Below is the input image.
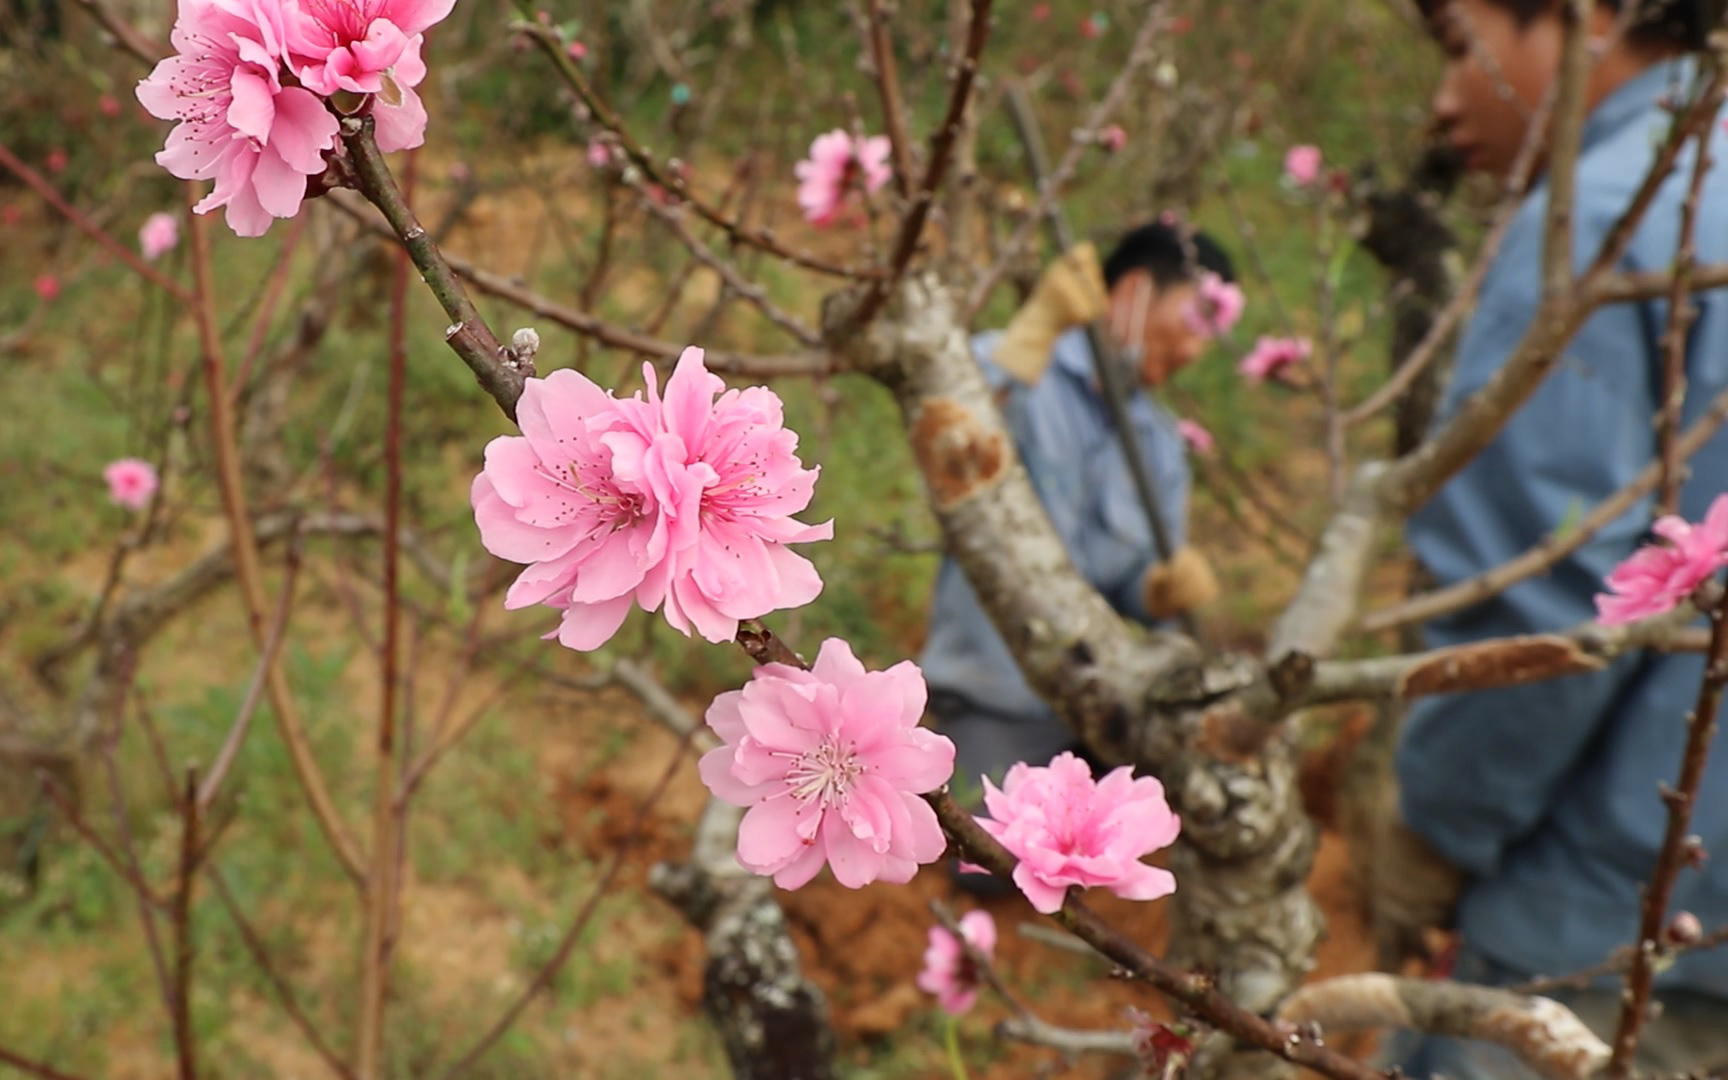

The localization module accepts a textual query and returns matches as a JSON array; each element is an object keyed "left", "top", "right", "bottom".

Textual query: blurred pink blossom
[
  {"left": 1595, "top": 496, "right": 1728, "bottom": 625},
  {"left": 586, "top": 141, "right": 611, "bottom": 168},
  {"left": 104, "top": 458, "right": 159, "bottom": 510},
  {"left": 975, "top": 751, "right": 1180, "bottom": 914},
  {"left": 99, "top": 94, "right": 122, "bottom": 118},
  {"left": 1238, "top": 336, "right": 1311, "bottom": 385},
  {"left": 45, "top": 148, "right": 68, "bottom": 173},
  {"left": 286, "top": 0, "right": 454, "bottom": 152},
  {"left": 566, "top": 40, "right": 586, "bottom": 60},
  {"left": 1, "top": 205, "right": 22, "bottom": 227},
  {"left": 1098, "top": 124, "right": 1127, "bottom": 153},
  {"left": 33, "top": 274, "right": 59, "bottom": 301},
  {"left": 136, "top": 0, "right": 339, "bottom": 237},
  {"left": 917, "top": 910, "right": 996, "bottom": 1015},
  {"left": 139, "top": 212, "right": 180, "bottom": 261},
  {"left": 1182, "top": 271, "right": 1243, "bottom": 339},
  {"left": 794, "top": 130, "right": 892, "bottom": 226},
  {"left": 697, "top": 638, "right": 954, "bottom": 890},
  {"left": 1031, "top": 2, "right": 1050, "bottom": 19},
  {"left": 1177, "top": 418, "right": 1214, "bottom": 457},
  {"left": 471, "top": 346, "right": 833, "bottom": 650},
  {"left": 1283, "top": 144, "right": 1323, "bottom": 186}
]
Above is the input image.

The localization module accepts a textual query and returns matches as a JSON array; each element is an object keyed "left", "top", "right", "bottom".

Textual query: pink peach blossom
[
  {"left": 794, "top": 130, "right": 892, "bottom": 226},
  {"left": 45, "top": 149, "right": 68, "bottom": 173},
  {"left": 33, "top": 274, "right": 59, "bottom": 301},
  {"left": 697, "top": 638, "right": 955, "bottom": 890},
  {"left": 136, "top": 0, "right": 340, "bottom": 237},
  {"left": 1098, "top": 124, "right": 1127, "bottom": 153},
  {"left": 586, "top": 141, "right": 612, "bottom": 168},
  {"left": 1177, "top": 418, "right": 1214, "bottom": 457},
  {"left": 139, "top": 212, "right": 181, "bottom": 261},
  {"left": 975, "top": 751, "right": 1180, "bottom": 915},
  {"left": 916, "top": 910, "right": 996, "bottom": 1015},
  {"left": 285, "top": 0, "right": 453, "bottom": 152},
  {"left": 1595, "top": 495, "right": 1728, "bottom": 625},
  {"left": 471, "top": 346, "right": 833, "bottom": 650},
  {"left": 1182, "top": 271, "right": 1243, "bottom": 339},
  {"left": 104, "top": 458, "right": 160, "bottom": 511},
  {"left": 1238, "top": 336, "right": 1311, "bottom": 385},
  {"left": 1284, "top": 144, "right": 1323, "bottom": 186}
]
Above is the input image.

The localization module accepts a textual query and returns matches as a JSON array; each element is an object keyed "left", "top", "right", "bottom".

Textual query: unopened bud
[
  {"left": 1683, "top": 835, "right": 1709, "bottom": 870},
  {"left": 510, "top": 327, "right": 541, "bottom": 362},
  {"left": 1666, "top": 911, "right": 1704, "bottom": 947}
]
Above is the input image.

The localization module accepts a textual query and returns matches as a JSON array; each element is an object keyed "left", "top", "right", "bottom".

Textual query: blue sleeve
[{"left": 1398, "top": 231, "right": 1661, "bottom": 878}]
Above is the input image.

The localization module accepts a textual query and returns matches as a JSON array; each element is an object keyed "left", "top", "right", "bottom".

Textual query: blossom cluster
[
  {"left": 1596, "top": 495, "right": 1728, "bottom": 625},
  {"left": 136, "top": 0, "right": 454, "bottom": 235},
  {"left": 794, "top": 129, "right": 892, "bottom": 226},
  {"left": 471, "top": 347, "right": 833, "bottom": 649}
]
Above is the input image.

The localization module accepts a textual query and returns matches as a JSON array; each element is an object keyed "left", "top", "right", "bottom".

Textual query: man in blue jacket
[
  {"left": 1390, "top": 0, "right": 1728, "bottom": 1074},
  {"left": 921, "top": 222, "right": 1233, "bottom": 799}
]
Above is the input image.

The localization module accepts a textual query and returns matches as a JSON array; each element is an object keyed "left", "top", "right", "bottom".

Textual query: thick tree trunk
[
  {"left": 826, "top": 274, "right": 1315, "bottom": 1079},
  {"left": 651, "top": 801, "right": 838, "bottom": 1080}
]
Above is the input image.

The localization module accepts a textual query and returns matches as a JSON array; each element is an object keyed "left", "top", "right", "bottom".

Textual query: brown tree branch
[
  {"left": 1606, "top": 586, "right": 1728, "bottom": 1074},
  {"left": 925, "top": 792, "right": 1381, "bottom": 1080},
  {"left": 341, "top": 118, "right": 526, "bottom": 421},
  {"left": 186, "top": 199, "right": 368, "bottom": 887},
  {"left": 1361, "top": 380, "right": 1728, "bottom": 633},
  {"left": 1277, "top": 973, "right": 1607, "bottom": 1080},
  {"left": 514, "top": 20, "right": 874, "bottom": 280}
]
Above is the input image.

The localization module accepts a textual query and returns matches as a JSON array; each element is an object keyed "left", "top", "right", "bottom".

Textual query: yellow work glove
[
  {"left": 1139, "top": 546, "right": 1219, "bottom": 619},
  {"left": 993, "top": 243, "right": 1109, "bottom": 385}
]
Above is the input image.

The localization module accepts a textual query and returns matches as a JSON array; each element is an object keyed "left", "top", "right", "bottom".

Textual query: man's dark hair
[
  {"left": 1101, "top": 222, "right": 1236, "bottom": 291},
  {"left": 1415, "top": 0, "right": 1705, "bottom": 53}
]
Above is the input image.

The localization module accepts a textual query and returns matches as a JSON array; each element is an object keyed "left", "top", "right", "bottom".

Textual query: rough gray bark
[
  {"left": 651, "top": 803, "right": 838, "bottom": 1080},
  {"left": 824, "top": 273, "right": 1314, "bottom": 1079}
]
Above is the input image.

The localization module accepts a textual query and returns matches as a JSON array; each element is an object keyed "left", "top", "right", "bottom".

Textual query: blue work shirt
[
  {"left": 919, "top": 328, "right": 1189, "bottom": 719},
  {"left": 1400, "top": 59, "right": 1728, "bottom": 995}
]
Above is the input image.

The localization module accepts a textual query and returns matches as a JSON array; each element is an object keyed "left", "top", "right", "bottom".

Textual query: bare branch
[{"left": 1277, "top": 973, "right": 1607, "bottom": 1080}]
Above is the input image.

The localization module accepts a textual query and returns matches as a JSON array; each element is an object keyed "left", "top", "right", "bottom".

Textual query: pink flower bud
[
  {"left": 33, "top": 274, "right": 60, "bottom": 302},
  {"left": 1665, "top": 911, "right": 1704, "bottom": 947}
]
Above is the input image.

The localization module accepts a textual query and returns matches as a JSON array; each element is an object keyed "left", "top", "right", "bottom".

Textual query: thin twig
[
  {"left": 1361, "top": 381, "right": 1728, "bottom": 632},
  {"left": 434, "top": 723, "right": 697, "bottom": 1078},
  {"left": 630, "top": 176, "right": 823, "bottom": 347},
  {"left": 356, "top": 146, "right": 415, "bottom": 1080},
  {"left": 172, "top": 769, "right": 199, "bottom": 1080},
  {"left": 860, "top": 0, "right": 916, "bottom": 198},
  {"left": 198, "top": 546, "right": 300, "bottom": 812},
  {"left": 515, "top": 19, "right": 875, "bottom": 280},
  {"left": 923, "top": 791, "right": 1382, "bottom": 1080},
  {"left": 186, "top": 193, "right": 367, "bottom": 886},
  {"left": 854, "top": 0, "right": 994, "bottom": 326},
  {"left": 206, "top": 866, "right": 356, "bottom": 1080},
  {"left": 963, "top": 3, "right": 1169, "bottom": 321},
  {"left": 325, "top": 191, "right": 829, "bottom": 379},
  {"left": 0, "top": 140, "right": 192, "bottom": 303},
  {"left": 1656, "top": 82, "right": 1719, "bottom": 515},
  {"left": 0, "top": 1046, "right": 88, "bottom": 1080},
  {"left": 341, "top": 117, "right": 522, "bottom": 421},
  {"left": 1606, "top": 587, "right": 1728, "bottom": 1074}
]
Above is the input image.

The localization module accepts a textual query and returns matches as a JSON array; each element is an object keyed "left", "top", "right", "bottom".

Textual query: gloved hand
[
  {"left": 1139, "top": 546, "right": 1219, "bottom": 619},
  {"left": 993, "top": 243, "right": 1109, "bottom": 385}
]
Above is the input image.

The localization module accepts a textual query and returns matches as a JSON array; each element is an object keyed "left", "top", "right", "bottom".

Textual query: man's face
[
  {"left": 1110, "top": 273, "right": 1205, "bottom": 388},
  {"left": 1429, "top": 0, "right": 1561, "bottom": 180}
]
